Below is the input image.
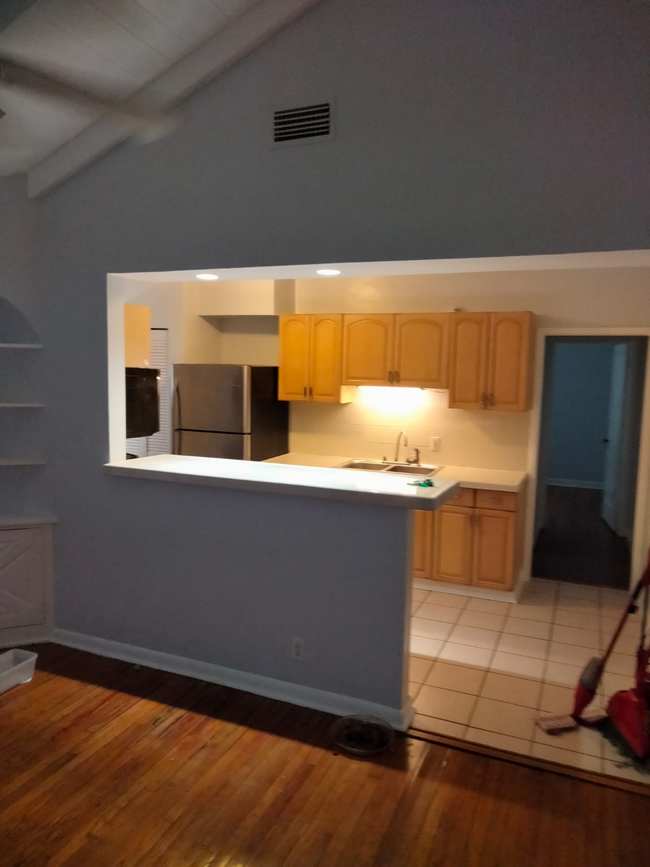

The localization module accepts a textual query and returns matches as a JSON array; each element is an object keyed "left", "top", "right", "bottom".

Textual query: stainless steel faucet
[{"left": 394, "top": 430, "right": 408, "bottom": 462}]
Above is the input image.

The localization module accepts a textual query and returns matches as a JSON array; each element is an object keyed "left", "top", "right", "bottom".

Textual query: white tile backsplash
[{"left": 289, "top": 390, "right": 530, "bottom": 470}]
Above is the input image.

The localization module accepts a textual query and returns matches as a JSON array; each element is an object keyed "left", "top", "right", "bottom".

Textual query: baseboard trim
[
  {"left": 53, "top": 629, "right": 413, "bottom": 731},
  {"left": 0, "top": 625, "right": 53, "bottom": 649},
  {"left": 547, "top": 478, "right": 604, "bottom": 490}
]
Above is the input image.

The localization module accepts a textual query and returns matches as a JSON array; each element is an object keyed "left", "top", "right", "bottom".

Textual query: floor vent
[{"left": 273, "top": 102, "right": 332, "bottom": 144}]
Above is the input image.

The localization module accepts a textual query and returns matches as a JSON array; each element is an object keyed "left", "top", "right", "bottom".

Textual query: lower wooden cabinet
[{"left": 413, "top": 486, "right": 523, "bottom": 592}]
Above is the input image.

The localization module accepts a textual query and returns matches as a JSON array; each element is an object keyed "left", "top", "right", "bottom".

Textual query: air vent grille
[{"left": 274, "top": 102, "right": 331, "bottom": 144}]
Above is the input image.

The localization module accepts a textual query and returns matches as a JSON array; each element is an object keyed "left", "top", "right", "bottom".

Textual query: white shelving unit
[
  {"left": 0, "top": 344, "right": 43, "bottom": 350},
  {"left": 0, "top": 403, "right": 45, "bottom": 408},
  {"left": 0, "top": 340, "right": 45, "bottom": 468}
]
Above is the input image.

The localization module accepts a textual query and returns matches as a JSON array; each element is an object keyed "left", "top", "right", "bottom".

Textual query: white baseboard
[
  {"left": 53, "top": 629, "right": 413, "bottom": 732},
  {"left": 547, "top": 478, "right": 604, "bottom": 490},
  {"left": 0, "top": 624, "right": 53, "bottom": 649},
  {"left": 413, "top": 579, "right": 519, "bottom": 604}
]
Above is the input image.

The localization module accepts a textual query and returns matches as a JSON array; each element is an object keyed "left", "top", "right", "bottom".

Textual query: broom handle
[{"left": 600, "top": 551, "right": 650, "bottom": 666}]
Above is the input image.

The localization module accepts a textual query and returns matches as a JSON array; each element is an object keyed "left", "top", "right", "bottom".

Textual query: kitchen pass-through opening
[{"left": 533, "top": 336, "right": 647, "bottom": 589}]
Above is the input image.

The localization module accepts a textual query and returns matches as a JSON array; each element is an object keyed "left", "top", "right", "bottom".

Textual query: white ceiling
[
  {"left": 121, "top": 250, "right": 650, "bottom": 284},
  {"left": 0, "top": 0, "right": 268, "bottom": 175}
]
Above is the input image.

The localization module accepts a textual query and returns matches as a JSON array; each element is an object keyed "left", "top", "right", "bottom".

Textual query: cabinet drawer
[
  {"left": 475, "top": 489, "right": 518, "bottom": 512},
  {"left": 445, "top": 487, "right": 475, "bottom": 508}
]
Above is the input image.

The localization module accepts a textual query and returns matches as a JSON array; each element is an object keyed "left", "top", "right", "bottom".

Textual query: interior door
[
  {"left": 310, "top": 314, "right": 342, "bottom": 402},
  {"left": 394, "top": 313, "right": 449, "bottom": 388},
  {"left": 448, "top": 313, "right": 489, "bottom": 409},
  {"left": 341, "top": 314, "right": 394, "bottom": 386},
  {"left": 602, "top": 343, "right": 627, "bottom": 531},
  {"left": 487, "top": 312, "right": 532, "bottom": 411},
  {"left": 278, "top": 315, "right": 310, "bottom": 401}
]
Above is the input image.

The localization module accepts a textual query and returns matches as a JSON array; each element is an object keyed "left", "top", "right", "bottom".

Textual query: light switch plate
[{"left": 430, "top": 436, "right": 441, "bottom": 452}]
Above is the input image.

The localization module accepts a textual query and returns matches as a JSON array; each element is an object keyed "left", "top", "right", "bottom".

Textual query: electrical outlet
[
  {"left": 291, "top": 637, "right": 305, "bottom": 661},
  {"left": 430, "top": 436, "right": 441, "bottom": 452}
]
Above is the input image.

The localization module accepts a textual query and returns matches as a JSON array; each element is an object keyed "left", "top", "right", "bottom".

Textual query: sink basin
[
  {"left": 385, "top": 464, "right": 436, "bottom": 475},
  {"left": 339, "top": 460, "right": 390, "bottom": 471}
]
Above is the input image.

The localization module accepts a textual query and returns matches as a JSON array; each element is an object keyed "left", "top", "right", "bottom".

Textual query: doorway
[{"left": 533, "top": 337, "right": 647, "bottom": 589}]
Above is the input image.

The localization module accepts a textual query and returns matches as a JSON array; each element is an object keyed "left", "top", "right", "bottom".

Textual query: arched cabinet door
[
  {"left": 487, "top": 312, "right": 532, "bottom": 411},
  {"left": 449, "top": 313, "right": 489, "bottom": 409},
  {"left": 278, "top": 315, "right": 310, "bottom": 400},
  {"left": 394, "top": 313, "right": 449, "bottom": 388},
  {"left": 310, "top": 314, "right": 343, "bottom": 402},
  {"left": 342, "top": 314, "right": 394, "bottom": 386}
]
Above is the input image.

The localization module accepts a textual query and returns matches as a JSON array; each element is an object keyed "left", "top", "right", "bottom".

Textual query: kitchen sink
[
  {"left": 339, "top": 460, "right": 390, "bottom": 471},
  {"left": 385, "top": 464, "right": 435, "bottom": 475},
  {"left": 339, "top": 459, "right": 441, "bottom": 476}
]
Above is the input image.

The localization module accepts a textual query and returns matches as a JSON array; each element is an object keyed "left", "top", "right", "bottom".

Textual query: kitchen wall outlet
[
  {"left": 430, "top": 436, "right": 442, "bottom": 452},
  {"left": 291, "top": 637, "right": 305, "bottom": 661}
]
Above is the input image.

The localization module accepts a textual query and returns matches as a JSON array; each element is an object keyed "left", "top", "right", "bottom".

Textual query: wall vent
[{"left": 273, "top": 102, "right": 332, "bottom": 145}]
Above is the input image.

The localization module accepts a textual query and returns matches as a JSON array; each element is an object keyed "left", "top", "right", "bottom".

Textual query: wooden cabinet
[
  {"left": 342, "top": 314, "right": 395, "bottom": 386},
  {"left": 449, "top": 311, "right": 531, "bottom": 411},
  {"left": 394, "top": 314, "right": 449, "bottom": 387},
  {"left": 412, "top": 510, "right": 432, "bottom": 579},
  {"left": 473, "top": 509, "right": 516, "bottom": 591},
  {"left": 414, "top": 484, "right": 524, "bottom": 592},
  {"left": 124, "top": 304, "right": 151, "bottom": 368},
  {"left": 278, "top": 314, "right": 350, "bottom": 402},
  {"left": 342, "top": 313, "right": 450, "bottom": 388},
  {"left": 278, "top": 315, "right": 310, "bottom": 400},
  {"left": 432, "top": 506, "right": 475, "bottom": 585}
]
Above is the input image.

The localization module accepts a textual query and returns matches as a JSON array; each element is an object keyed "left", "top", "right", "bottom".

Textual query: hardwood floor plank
[{"left": 0, "top": 646, "right": 647, "bottom": 867}]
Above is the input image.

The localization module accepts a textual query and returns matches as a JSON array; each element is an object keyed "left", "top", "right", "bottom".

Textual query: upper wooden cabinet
[
  {"left": 449, "top": 311, "right": 532, "bottom": 411},
  {"left": 278, "top": 314, "right": 350, "bottom": 402},
  {"left": 394, "top": 314, "right": 449, "bottom": 388},
  {"left": 342, "top": 313, "right": 450, "bottom": 388},
  {"left": 342, "top": 314, "right": 395, "bottom": 386},
  {"left": 124, "top": 304, "right": 151, "bottom": 368}
]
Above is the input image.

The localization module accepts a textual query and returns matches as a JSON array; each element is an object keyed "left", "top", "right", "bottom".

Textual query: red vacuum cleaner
[{"left": 537, "top": 549, "right": 650, "bottom": 760}]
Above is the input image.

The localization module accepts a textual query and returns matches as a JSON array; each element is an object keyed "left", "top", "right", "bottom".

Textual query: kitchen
[{"left": 104, "top": 258, "right": 650, "bottom": 782}]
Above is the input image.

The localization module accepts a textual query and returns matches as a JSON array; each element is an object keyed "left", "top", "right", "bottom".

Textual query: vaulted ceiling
[{"left": 0, "top": 0, "right": 319, "bottom": 190}]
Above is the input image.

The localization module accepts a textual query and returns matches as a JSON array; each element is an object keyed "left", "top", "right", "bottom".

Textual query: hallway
[{"left": 533, "top": 486, "right": 630, "bottom": 589}]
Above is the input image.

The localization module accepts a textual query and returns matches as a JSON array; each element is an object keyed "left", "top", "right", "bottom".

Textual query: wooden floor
[
  {"left": 0, "top": 645, "right": 647, "bottom": 867},
  {"left": 533, "top": 486, "right": 631, "bottom": 588}
]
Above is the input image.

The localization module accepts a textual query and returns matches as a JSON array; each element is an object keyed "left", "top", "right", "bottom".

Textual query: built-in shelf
[
  {"left": 0, "top": 459, "right": 45, "bottom": 467},
  {"left": 0, "top": 343, "right": 43, "bottom": 350},
  {"left": 0, "top": 403, "right": 45, "bottom": 408},
  {"left": 0, "top": 515, "right": 56, "bottom": 529}
]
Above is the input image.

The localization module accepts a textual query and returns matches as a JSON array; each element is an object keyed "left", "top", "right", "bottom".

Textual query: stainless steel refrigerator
[{"left": 172, "top": 365, "right": 288, "bottom": 461}]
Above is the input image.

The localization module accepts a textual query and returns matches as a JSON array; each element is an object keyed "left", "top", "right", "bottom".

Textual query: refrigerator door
[
  {"left": 173, "top": 365, "right": 250, "bottom": 434},
  {"left": 173, "top": 430, "right": 251, "bottom": 459}
]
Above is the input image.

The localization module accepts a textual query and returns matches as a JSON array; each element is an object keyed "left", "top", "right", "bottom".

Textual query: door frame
[{"left": 523, "top": 327, "right": 650, "bottom": 590}]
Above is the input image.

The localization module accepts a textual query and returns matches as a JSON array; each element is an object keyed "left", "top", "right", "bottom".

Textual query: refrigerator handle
[{"left": 172, "top": 382, "right": 181, "bottom": 430}]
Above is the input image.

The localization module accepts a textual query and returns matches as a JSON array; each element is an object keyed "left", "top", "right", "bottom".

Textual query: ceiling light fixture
[
  {"left": 316, "top": 268, "right": 341, "bottom": 276},
  {"left": 195, "top": 273, "right": 219, "bottom": 281}
]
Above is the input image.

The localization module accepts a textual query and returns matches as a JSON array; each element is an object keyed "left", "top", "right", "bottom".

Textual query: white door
[
  {"left": 601, "top": 343, "right": 627, "bottom": 531},
  {"left": 0, "top": 529, "right": 45, "bottom": 628}
]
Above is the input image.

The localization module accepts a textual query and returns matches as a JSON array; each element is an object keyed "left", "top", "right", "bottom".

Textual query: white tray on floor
[{"left": 0, "top": 649, "right": 37, "bottom": 694}]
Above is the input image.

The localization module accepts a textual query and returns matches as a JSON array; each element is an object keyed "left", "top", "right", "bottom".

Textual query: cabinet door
[
  {"left": 278, "top": 315, "right": 310, "bottom": 401},
  {"left": 472, "top": 508, "right": 516, "bottom": 590},
  {"left": 486, "top": 312, "right": 532, "bottom": 411},
  {"left": 0, "top": 529, "right": 45, "bottom": 628},
  {"left": 448, "top": 313, "right": 489, "bottom": 409},
  {"left": 310, "top": 314, "right": 343, "bottom": 402},
  {"left": 394, "top": 314, "right": 449, "bottom": 388},
  {"left": 342, "top": 314, "right": 394, "bottom": 386},
  {"left": 412, "top": 510, "right": 432, "bottom": 579},
  {"left": 124, "top": 304, "right": 151, "bottom": 367},
  {"left": 432, "top": 506, "right": 474, "bottom": 585}
]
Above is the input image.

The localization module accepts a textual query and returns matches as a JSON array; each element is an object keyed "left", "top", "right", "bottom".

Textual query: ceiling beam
[{"left": 27, "top": 0, "right": 321, "bottom": 198}]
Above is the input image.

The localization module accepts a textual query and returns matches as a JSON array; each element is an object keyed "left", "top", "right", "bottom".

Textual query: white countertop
[
  {"left": 105, "top": 454, "right": 460, "bottom": 511},
  {"left": 266, "top": 454, "right": 527, "bottom": 492}
]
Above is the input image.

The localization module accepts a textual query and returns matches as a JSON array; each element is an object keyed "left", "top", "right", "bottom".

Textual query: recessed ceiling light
[
  {"left": 316, "top": 268, "right": 341, "bottom": 276},
  {"left": 196, "top": 273, "right": 219, "bottom": 281}
]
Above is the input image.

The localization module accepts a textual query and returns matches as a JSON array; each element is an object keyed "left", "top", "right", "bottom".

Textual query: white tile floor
[{"left": 409, "top": 579, "right": 649, "bottom": 786}]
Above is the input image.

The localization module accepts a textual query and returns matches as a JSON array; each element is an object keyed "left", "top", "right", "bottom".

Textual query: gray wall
[
  {"left": 5, "top": 0, "right": 650, "bottom": 705},
  {"left": 546, "top": 342, "right": 614, "bottom": 486}
]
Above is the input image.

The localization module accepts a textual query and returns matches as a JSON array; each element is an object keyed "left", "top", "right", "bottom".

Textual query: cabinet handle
[
  {"left": 388, "top": 370, "right": 394, "bottom": 383},
  {"left": 309, "top": 386, "right": 313, "bottom": 398},
  {"left": 394, "top": 370, "right": 401, "bottom": 383},
  {"left": 303, "top": 386, "right": 307, "bottom": 397}
]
